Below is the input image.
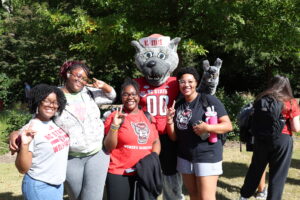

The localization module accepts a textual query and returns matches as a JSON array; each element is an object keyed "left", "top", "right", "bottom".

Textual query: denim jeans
[{"left": 22, "top": 174, "right": 63, "bottom": 200}]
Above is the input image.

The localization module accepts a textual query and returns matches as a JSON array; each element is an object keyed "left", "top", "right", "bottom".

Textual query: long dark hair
[{"left": 255, "top": 75, "right": 294, "bottom": 103}]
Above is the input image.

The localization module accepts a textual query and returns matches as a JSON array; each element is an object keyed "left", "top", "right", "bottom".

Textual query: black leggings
[
  {"left": 106, "top": 173, "right": 136, "bottom": 200},
  {"left": 241, "top": 133, "right": 293, "bottom": 200}
]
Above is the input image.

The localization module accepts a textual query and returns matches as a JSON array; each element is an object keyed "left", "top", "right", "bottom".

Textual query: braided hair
[{"left": 59, "top": 60, "right": 90, "bottom": 82}]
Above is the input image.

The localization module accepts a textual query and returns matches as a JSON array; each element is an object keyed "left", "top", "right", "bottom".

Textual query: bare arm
[
  {"left": 9, "top": 131, "right": 20, "bottom": 155},
  {"left": 193, "top": 115, "right": 233, "bottom": 136},
  {"left": 15, "top": 143, "right": 32, "bottom": 174},
  {"left": 152, "top": 138, "right": 161, "bottom": 155},
  {"left": 104, "top": 124, "right": 120, "bottom": 153},
  {"left": 15, "top": 129, "right": 35, "bottom": 174},
  {"left": 86, "top": 79, "right": 116, "bottom": 104},
  {"left": 166, "top": 100, "right": 177, "bottom": 141},
  {"left": 290, "top": 115, "right": 300, "bottom": 133},
  {"left": 104, "top": 107, "right": 126, "bottom": 153}
]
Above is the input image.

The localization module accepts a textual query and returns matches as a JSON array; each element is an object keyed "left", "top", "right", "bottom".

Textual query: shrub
[
  {"left": 0, "top": 73, "right": 16, "bottom": 108},
  {"left": 215, "top": 88, "right": 255, "bottom": 141},
  {"left": 0, "top": 109, "right": 31, "bottom": 154}
]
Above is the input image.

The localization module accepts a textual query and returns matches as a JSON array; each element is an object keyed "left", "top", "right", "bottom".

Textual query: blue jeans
[{"left": 22, "top": 174, "right": 63, "bottom": 200}]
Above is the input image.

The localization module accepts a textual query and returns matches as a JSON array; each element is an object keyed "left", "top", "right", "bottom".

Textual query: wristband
[{"left": 110, "top": 124, "right": 120, "bottom": 131}]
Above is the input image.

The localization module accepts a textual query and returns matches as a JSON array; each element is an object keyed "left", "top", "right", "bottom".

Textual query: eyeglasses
[
  {"left": 122, "top": 93, "right": 138, "bottom": 98},
  {"left": 41, "top": 100, "right": 59, "bottom": 107},
  {"left": 69, "top": 73, "right": 89, "bottom": 83},
  {"left": 178, "top": 80, "right": 196, "bottom": 85}
]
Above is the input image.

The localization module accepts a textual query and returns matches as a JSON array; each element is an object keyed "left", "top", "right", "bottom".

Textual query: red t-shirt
[
  {"left": 135, "top": 77, "right": 179, "bottom": 135},
  {"left": 282, "top": 99, "right": 300, "bottom": 135},
  {"left": 104, "top": 109, "right": 159, "bottom": 175}
]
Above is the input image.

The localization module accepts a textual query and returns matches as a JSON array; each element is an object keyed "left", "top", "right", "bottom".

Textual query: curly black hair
[
  {"left": 120, "top": 77, "right": 140, "bottom": 96},
  {"left": 176, "top": 67, "right": 200, "bottom": 86},
  {"left": 28, "top": 84, "right": 66, "bottom": 116}
]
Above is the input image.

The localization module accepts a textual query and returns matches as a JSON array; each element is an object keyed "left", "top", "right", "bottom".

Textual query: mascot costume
[{"left": 131, "top": 34, "right": 222, "bottom": 200}]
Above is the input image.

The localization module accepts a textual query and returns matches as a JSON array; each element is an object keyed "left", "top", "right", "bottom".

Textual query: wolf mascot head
[{"left": 131, "top": 34, "right": 181, "bottom": 86}]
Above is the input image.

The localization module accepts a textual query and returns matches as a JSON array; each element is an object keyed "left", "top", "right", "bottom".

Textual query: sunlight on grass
[
  {"left": 0, "top": 163, "right": 23, "bottom": 200},
  {"left": 219, "top": 139, "right": 300, "bottom": 200},
  {"left": 0, "top": 140, "right": 299, "bottom": 200}
]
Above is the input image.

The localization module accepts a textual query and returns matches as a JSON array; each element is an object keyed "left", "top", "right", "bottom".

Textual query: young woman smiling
[
  {"left": 104, "top": 78, "right": 161, "bottom": 200},
  {"left": 10, "top": 61, "right": 116, "bottom": 200},
  {"left": 15, "top": 84, "right": 68, "bottom": 200},
  {"left": 55, "top": 61, "right": 116, "bottom": 200},
  {"left": 166, "top": 67, "right": 232, "bottom": 200}
]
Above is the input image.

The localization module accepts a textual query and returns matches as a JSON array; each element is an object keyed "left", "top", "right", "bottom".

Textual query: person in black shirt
[{"left": 166, "top": 67, "right": 232, "bottom": 200}]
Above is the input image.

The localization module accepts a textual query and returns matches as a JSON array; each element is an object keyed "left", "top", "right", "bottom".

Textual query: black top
[
  {"left": 136, "top": 152, "right": 162, "bottom": 200},
  {"left": 174, "top": 93, "right": 228, "bottom": 163}
]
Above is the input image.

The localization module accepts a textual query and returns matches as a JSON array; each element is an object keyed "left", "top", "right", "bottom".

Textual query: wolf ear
[
  {"left": 131, "top": 40, "right": 144, "bottom": 53},
  {"left": 214, "top": 58, "right": 223, "bottom": 69},
  {"left": 203, "top": 60, "right": 210, "bottom": 71},
  {"left": 168, "top": 37, "right": 181, "bottom": 51}
]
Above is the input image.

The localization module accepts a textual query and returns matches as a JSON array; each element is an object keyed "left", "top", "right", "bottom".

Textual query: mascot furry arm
[{"left": 198, "top": 58, "right": 223, "bottom": 95}]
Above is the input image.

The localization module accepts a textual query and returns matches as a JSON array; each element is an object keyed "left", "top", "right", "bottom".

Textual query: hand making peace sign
[
  {"left": 167, "top": 100, "right": 176, "bottom": 124},
  {"left": 112, "top": 106, "right": 127, "bottom": 127}
]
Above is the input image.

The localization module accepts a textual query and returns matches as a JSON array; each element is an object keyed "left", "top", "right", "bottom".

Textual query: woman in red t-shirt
[
  {"left": 104, "top": 78, "right": 161, "bottom": 200},
  {"left": 240, "top": 75, "right": 300, "bottom": 200}
]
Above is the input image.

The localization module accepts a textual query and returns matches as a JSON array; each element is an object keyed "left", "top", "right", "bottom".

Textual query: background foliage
[
  {"left": 0, "top": 0, "right": 299, "bottom": 145},
  {"left": 1, "top": 0, "right": 299, "bottom": 105}
]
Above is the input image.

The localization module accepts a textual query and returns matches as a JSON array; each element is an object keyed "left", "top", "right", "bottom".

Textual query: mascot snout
[{"left": 131, "top": 34, "right": 181, "bottom": 86}]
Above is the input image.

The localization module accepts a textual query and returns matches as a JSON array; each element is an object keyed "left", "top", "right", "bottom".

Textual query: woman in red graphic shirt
[{"left": 104, "top": 78, "right": 161, "bottom": 200}]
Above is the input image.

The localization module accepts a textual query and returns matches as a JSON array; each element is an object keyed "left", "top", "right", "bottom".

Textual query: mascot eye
[
  {"left": 157, "top": 52, "right": 166, "bottom": 60},
  {"left": 144, "top": 51, "right": 153, "bottom": 58}
]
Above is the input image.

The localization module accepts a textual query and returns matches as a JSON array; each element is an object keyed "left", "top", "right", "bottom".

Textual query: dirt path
[
  {"left": 0, "top": 141, "right": 241, "bottom": 163},
  {"left": 0, "top": 138, "right": 296, "bottom": 163},
  {"left": 0, "top": 152, "right": 16, "bottom": 163}
]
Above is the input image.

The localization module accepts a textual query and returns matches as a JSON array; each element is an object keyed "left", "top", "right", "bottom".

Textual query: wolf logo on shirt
[
  {"left": 132, "top": 122, "right": 150, "bottom": 144},
  {"left": 176, "top": 107, "right": 192, "bottom": 130}
]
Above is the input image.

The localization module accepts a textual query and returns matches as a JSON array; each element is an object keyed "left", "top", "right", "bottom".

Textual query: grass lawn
[{"left": 0, "top": 139, "right": 299, "bottom": 200}]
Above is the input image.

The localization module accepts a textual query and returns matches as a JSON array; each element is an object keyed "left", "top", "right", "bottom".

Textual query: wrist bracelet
[{"left": 110, "top": 124, "right": 120, "bottom": 131}]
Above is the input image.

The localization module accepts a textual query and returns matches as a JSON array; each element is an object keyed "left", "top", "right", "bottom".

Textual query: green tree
[{"left": 0, "top": 0, "right": 299, "bottom": 106}]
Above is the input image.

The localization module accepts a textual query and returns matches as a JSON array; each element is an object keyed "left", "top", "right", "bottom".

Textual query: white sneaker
[{"left": 255, "top": 187, "right": 268, "bottom": 199}]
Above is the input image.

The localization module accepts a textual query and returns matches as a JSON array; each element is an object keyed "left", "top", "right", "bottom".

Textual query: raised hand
[
  {"left": 167, "top": 100, "right": 176, "bottom": 124},
  {"left": 20, "top": 129, "right": 36, "bottom": 145},
  {"left": 112, "top": 106, "right": 127, "bottom": 127},
  {"left": 20, "top": 121, "right": 37, "bottom": 145},
  {"left": 86, "top": 78, "right": 106, "bottom": 89}
]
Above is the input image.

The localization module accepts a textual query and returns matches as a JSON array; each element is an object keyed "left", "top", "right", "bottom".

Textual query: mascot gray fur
[
  {"left": 198, "top": 58, "right": 223, "bottom": 95},
  {"left": 130, "top": 34, "right": 222, "bottom": 200},
  {"left": 131, "top": 34, "right": 181, "bottom": 86},
  {"left": 131, "top": 34, "right": 221, "bottom": 94}
]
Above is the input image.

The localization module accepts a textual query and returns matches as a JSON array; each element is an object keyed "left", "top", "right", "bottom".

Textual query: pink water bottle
[{"left": 205, "top": 106, "right": 218, "bottom": 143}]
